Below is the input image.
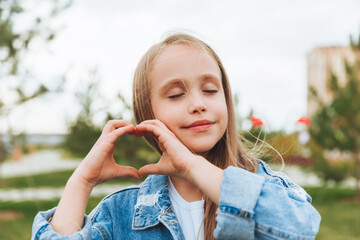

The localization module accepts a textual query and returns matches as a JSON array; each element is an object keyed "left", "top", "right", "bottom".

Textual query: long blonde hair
[{"left": 132, "top": 33, "right": 257, "bottom": 239}]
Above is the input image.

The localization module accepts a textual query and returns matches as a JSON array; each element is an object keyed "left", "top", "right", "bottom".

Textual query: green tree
[
  {"left": 63, "top": 70, "right": 103, "bottom": 157},
  {"left": 63, "top": 71, "right": 158, "bottom": 167},
  {"left": 0, "top": 0, "right": 70, "bottom": 182},
  {"left": 309, "top": 33, "right": 360, "bottom": 199},
  {"left": 0, "top": 0, "right": 70, "bottom": 113}
]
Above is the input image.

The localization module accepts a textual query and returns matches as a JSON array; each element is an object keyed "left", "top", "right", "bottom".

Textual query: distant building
[{"left": 307, "top": 46, "right": 356, "bottom": 116}]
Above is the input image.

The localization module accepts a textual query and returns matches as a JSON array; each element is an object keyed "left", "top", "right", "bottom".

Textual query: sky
[{"left": 2, "top": 0, "right": 360, "bottom": 134}]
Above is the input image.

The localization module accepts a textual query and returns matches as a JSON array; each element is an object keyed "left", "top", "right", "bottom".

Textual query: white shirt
[{"left": 168, "top": 177, "right": 204, "bottom": 240}]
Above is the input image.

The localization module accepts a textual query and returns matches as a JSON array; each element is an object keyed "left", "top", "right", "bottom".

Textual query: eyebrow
[{"left": 158, "top": 73, "right": 221, "bottom": 95}]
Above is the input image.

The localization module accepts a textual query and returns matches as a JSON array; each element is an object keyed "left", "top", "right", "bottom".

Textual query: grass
[
  {"left": 0, "top": 187, "right": 359, "bottom": 239},
  {"left": 0, "top": 196, "right": 104, "bottom": 240},
  {"left": 0, "top": 170, "right": 140, "bottom": 189},
  {"left": 304, "top": 187, "right": 360, "bottom": 240}
]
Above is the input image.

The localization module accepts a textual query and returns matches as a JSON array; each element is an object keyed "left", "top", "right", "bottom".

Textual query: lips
[{"left": 184, "top": 120, "right": 214, "bottom": 131}]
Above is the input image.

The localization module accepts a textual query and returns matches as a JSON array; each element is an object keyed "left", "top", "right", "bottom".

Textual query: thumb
[
  {"left": 112, "top": 165, "right": 140, "bottom": 180},
  {"left": 139, "top": 164, "right": 161, "bottom": 177}
]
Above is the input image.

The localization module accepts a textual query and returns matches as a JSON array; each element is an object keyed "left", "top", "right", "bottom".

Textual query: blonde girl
[{"left": 32, "top": 33, "right": 321, "bottom": 240}]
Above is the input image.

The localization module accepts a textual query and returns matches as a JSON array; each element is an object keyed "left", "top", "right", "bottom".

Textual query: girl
[{"left": 32, "top": 33, "right": 321, "bottom": 240}]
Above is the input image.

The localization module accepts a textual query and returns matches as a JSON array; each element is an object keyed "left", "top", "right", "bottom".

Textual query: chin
[{"left": 186, "top": 142, "right": 217, "bottom": 154}]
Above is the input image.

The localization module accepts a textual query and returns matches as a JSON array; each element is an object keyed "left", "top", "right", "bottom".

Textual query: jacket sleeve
[
  {"left": 31, "top": 207, "right": 94, "bottom": 240},
  {"left": 31, "top": 205, "right": 111, "bottom": 240},
  {"left": 213, "top": 165, "right": 321, "bottom": 240}
]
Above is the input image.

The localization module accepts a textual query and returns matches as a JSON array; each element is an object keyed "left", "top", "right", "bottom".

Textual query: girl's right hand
[{"left": 72, "top": 120, "right": 140, "bottom": 189}]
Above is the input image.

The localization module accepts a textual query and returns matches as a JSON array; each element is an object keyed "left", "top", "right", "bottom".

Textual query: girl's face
[{"left": 150, "top": 44, "right": 228, "bottom": 153}]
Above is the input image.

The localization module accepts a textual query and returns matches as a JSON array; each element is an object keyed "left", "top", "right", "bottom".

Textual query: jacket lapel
[{"left": 132, "top": 175, "right": 184, "bottom": 240}]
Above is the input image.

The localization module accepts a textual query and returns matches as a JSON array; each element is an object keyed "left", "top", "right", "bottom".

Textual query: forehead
[{"left": 149, "top": 44, "right": 221, "bottom": 89}]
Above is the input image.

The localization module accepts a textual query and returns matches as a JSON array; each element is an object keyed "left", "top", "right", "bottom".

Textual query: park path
[
  {"left": 0, "top": 184, "right": 132, "bottom": 202},
  {"left": 0, "top": 151, "right": 133, "bottom": 201},
  {"left": 1, "top": 150, "right": 80, "bottom": 178}
]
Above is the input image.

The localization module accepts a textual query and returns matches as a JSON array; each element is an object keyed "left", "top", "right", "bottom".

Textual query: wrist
[
  {"left": 187, "top": 156, "right": 223, "bottom": 204},
  {"left": 186, "top": 155, "right": 212, "bottom": 183},
  {"left": 68, "top": 171, "right": 96, "bottom": 194}
]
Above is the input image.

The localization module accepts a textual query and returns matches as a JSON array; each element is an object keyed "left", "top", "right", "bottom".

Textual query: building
[{"left": 307, "top": 46, "right": 356, "bottom": 116}]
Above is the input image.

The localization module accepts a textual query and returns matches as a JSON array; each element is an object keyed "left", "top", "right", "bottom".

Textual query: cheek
[
  {"left": 215, "top": 93, "right": 227, "bottom": 114},
  {"left": 219, "top": 100, "right": 229, "bottom": 130},
  {"left": 152, "top": 103, "right": 179, "bottom": 128},
  {"left": 221, "top": 109, "right": 228, "bottom": 130}
]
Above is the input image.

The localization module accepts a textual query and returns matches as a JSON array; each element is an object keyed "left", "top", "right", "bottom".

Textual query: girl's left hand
[{"left": 135, "top": 119, "right": 200, "bottom": 180}]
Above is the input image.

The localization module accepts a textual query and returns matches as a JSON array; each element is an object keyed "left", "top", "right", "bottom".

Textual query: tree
[
  {"left": 309, "top": 32, "right": 360, "bottom": 199},
  {"left": 0, "top": 0, "right": 70, "bottom": 182},
  {"left": 63, "top": 71, "right": 158, "bottom": 168},
  {"left": 0, "top": 0, "right": 70, "bottom": 114},
  {"left": 63, "top": 70, "right": 104, "bottom": 157}
]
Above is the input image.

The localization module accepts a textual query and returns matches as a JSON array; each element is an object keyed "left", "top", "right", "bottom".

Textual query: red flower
[
  {"left": 297, "top": 117, "right": 311, "bottom": 126},
  {"left": 250, "top": 116, "right": 263, "bottom": 128}
]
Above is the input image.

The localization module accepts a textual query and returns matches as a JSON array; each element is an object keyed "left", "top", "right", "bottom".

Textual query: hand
[
  {"left": 135, "top": 119, "right": 199, "bottom": 180},
  {"left": 73, "top": 120, "right": 140, "bottom": 189}
]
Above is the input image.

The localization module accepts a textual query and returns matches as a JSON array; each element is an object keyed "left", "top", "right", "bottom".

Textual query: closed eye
[
  {"left": 169, "top": 93, "right": 184, "bottom": 99},
  {"left": 203, "top": 90, "right": 218, "bottom": 93}
]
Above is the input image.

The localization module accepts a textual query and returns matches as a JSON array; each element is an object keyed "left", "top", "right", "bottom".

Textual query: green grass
[
  {"left": 0, "top": 170, "right": 140, "bottom": 189},
  {"left": 0, "top": 196, "right": 104, "bottom": 240},
  {"left": 0, "top": 187, "right": 359, "bottom": 239},
  {"left": 304, "top": 187, "right": 360, "bottom": 240}
]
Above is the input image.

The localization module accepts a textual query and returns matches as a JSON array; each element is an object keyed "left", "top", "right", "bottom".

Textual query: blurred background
[{"left": 1, "top": 0, "right": 360, "bottom": 239}]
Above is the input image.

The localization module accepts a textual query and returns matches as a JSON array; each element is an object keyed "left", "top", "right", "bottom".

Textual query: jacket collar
[{"left": 132, "top": 174, "right": 184, "bottom": 239}]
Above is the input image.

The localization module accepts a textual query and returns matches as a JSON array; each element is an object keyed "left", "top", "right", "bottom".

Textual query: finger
[
  {"left": 158, "top": 143, "right": 166, "bottom": 152},
  {"left": 133, "top": 128, "right": 157, "bottom": 138},
  {"left": 139, "top": 164, "right": 161, "bottom": 177},
  {"left": 135, "top": 124, "right": 162, "bottom": 139},
  {"left": 136, "top": 119, "right": 175, "bottom": 139},
  {"left": 133, "top": 127, "right": 164, "bottom": 152},
  {"left": 135, "top": 124, "right": 168, "bottom": 149},
  {"left": 113, "top": 165, "right": 140, "bottom": 180},
  {"left": 138, "top": 120, "right": 174, "bottom": 136},
  {"left": 136, "top": 124, "right": 172, "bottom": 152},
  {"left": 103, "top": 120, "right": 133, "bottom": 133},
  {"left": 133, "top": 127, "right": 146, "bottom": 137},
  {"left": 108, "top": 125, "right": 136, "bottom": 143}
]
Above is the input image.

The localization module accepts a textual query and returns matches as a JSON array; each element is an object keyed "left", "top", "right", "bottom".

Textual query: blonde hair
[{"left": 132, "top": 33, "right": 258, "bottom": 240}]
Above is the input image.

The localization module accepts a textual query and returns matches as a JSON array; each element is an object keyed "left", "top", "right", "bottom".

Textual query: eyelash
[
  {"left": 168, "top": 90, "right": 217, "bottom": 99},
  {"left": 204, "top": 90, "right": 217, "bottom": 93},
  {"left": 169, "top": 93, "right": 184, "bottom": 99}
]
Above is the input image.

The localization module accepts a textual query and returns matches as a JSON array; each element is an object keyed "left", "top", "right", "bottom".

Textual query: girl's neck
[{"left": 170, "top": 176, "right": 203, "bottom": 202}]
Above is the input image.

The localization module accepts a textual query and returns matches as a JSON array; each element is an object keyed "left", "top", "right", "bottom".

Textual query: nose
[{"left": 189, "top": 94, "right": 207, "bottom": 114}]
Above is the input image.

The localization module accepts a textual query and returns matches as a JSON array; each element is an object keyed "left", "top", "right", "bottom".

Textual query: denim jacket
[{"left": 32, "top": 160, "right": 321, "bottom": 239}]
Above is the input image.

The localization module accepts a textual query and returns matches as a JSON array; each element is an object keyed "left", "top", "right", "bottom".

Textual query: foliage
[
  {"left": 107, "top": 113, "right": 159, "bottom": 168},
  {"left": 63, "top": 118, "right": 102, "bottom": 158},
  {"left": 307, "top": 139, "right": 351, "bottom": 184},
  {"left": 309, "top": 32, "right": 360, "bottom": 197},
  {"left": 62, "top": 71, "right": 102, "bottom": 157},
  {"left": 103, "top": 93, "right": 159, "bottom": 167},
  {"left": 0, "top": 0, "right": 70, "bottom": 114},
  {"left": 239, "top": 108, "right": 304, "bottom": 163},
  {"left": 267, "top": 132, "right": 303, "bottom": 160},
  {"left": 63, "top": 73, "right": 158, "bottom": 167},
  {"left": 242, "top": 127, "right": 272, "bottom": 161},
  {"left": 239, "top": 109, "right": 273, "bottom": 161},
  {"left": 242, "top": 126, "right": 304, "bottom": 164},
  {"left": 0, "top": 0, "right": 70, "bottom": 171}
]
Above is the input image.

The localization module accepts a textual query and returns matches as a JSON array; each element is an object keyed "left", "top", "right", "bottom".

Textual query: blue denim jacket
[{"left": 32, "top": 160, "right": 321, "bottom": 239}]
